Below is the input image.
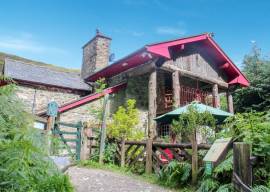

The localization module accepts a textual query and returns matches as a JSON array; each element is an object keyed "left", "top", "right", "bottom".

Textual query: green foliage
[
  {"left": 196, "top": 178, "right": 219, "bottom": 192},
  {"left": 107, "top": 99, "right": 143, "bottom": 140},
  {"left": 252, "top": 185, "right": 270, "bottom": 192},
  {"left": 220, "top": 94, "right": 228, "bottom": 112},
  {"left": 197, "top": 151, "right": 233, "bottom": 192},
  {"left": 216, "top": 112, "right": 270, "bottom": 187},
  {"left": 158, "top": 161, "right": 191, "bottom": 187},
  {"left": 95, "top": 78, "right": 107, "bottom": 93},
  {"left": 0, "top": 79, "right": 73, "bottom": 192},
  {"left": 103, "top": 143, "right": 117, "bottom": 164},
  {"left": 234, "top": 45, "right": 270, "bottom": 112},
  {"left": 171, "top": 103, "right": 216, "bottom": 136}
]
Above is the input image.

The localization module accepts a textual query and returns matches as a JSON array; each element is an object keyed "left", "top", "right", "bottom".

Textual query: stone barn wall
[{"left": 15, "top": 85, "right": 95, "bottom": 124}]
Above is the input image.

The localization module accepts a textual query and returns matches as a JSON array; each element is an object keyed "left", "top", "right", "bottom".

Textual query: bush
[
  {"left": 0, "top": 79, "right": 73, "bottom": 192},
  {"left": 158, "top": 161, "right": 191, "bottom": 187}
]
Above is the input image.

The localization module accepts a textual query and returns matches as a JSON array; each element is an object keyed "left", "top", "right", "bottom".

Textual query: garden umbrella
[{"left": 154, "top": 102, "right": 233, "bottom": 124}]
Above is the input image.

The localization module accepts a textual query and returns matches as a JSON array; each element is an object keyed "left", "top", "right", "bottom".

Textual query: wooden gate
[{"left": 52, "top": 121, "right": 82, "bottom": 160}]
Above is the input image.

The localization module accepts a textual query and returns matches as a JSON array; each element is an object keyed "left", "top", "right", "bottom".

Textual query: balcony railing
[{"left": 164, "top": 86, "right": 211, "bottom": 110}]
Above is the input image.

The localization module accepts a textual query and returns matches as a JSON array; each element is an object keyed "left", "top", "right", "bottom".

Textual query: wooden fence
[{"left": 113, "top": 139, "right": 211, "bottom": 174}]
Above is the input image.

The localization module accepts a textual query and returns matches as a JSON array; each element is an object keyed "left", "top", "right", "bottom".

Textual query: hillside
[{"left": 0, "top": 52, "right": 80, "bottom": 74}]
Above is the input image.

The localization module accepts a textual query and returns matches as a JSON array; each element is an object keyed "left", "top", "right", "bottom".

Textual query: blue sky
[{"left": 0, "top": 0, "right": 269, "bottom": 69}]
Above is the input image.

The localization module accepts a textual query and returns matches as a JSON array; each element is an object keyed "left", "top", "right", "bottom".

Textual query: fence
[{"left": 112, "top": 139, "right": 211, "bottom": 174}]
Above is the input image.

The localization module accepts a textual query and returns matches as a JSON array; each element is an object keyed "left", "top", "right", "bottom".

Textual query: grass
[{"left": 79, "top": 160, "right": 195, "bottom": 192}]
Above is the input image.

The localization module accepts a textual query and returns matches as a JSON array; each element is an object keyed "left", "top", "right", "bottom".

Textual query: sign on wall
[{"left": 46, "top": 101, "right": 59, "bottom": 117}]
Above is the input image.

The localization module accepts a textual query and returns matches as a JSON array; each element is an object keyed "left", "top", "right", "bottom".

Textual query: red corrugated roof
[{"left": 87, "top": 33, "right": 249, "bottom": 87}]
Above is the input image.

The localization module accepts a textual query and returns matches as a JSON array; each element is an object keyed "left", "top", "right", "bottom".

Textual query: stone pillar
[
  {"left": 148, "top": 70, "right": 157, "bottom": 138},
  {"left": 172, "top": 71, "right": 181, "bottom": 108},
  {"left": 212, "top": 84, "right": 220, "bottom": 108},
  {"left": 227, "top": 91, "right": 234, "bottom": 114}
]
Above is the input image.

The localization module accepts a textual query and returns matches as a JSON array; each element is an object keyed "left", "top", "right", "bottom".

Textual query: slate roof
[{"left": 4, "top": 58, "right": 90, "bottom": 91}]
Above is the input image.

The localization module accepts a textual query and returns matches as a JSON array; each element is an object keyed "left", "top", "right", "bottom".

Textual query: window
[{"left": 158, "top": 123, "right": 170, "bottom": 137}]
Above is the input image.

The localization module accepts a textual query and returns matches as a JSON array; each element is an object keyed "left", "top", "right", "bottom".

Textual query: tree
[
  {"left": 234, "top": 44, "right": 270, "bottom": 112},
  {"left": 171, "top": 104, "right": 215, "bottom": 184}
]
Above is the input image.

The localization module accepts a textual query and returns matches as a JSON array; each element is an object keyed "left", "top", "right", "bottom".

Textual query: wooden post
[
  {"left": 99, "top": 94, "right": 109, "bottom": 164},
  {"left": 212, "top": 84, "right": 220, "bottom": 108},
  {"left": 148, "top": 69, "right": 157, "bottom": 139},
  {"left": 227, "top": 91, "right": 234, "bottom": 114},
  {"left": 172, "top": 71, "right": 181, "bottom": 108},
  {"left": 46, "top": 115, "right": 55, "bottom": 155},
  {"left": 145, "top": 138, "right": 153, "bottom": 174},
  {"left": 80, "top": 125, "right": 91, "bottom": 161},
  {"left": 191, "top": 129, "right": 198, "bottom": 185},
  {"left": 76, "top": 122, "right": 82, "bottom": 161},
  {"left": 120, "top": 139, "right": 126, "bottom": 168},
  {"left": 233, "top": 143, "right": 252, "bottom": 192}
]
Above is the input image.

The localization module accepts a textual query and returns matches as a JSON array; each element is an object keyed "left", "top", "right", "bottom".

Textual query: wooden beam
[
  {"left": 148, "top": 69, "right": 157, "bottom": 138},
  {"left": 227, "top": 91, "right": 234, "bottom": 114},
  {"left": 126, "top": 59, "right": 156, "bottom": 77},
  {"left": 212, "top": 84, "right": 220, "bottom": 108},
  {"left": 172, "top": 71, "right": 181, "bottom": 108},
  {"left": 161, "top": 63, "right": 229, "bottom": 89}
]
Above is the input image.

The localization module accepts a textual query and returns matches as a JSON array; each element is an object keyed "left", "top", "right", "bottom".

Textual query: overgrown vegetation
[
  {"left": 0, "top": 77, "right": 73, "bottom": 192},
  {"left": 158, "top": 161, "right": 191, "bottom": 187}
]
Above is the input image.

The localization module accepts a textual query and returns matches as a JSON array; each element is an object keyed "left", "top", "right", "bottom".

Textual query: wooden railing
[
  {"left": 164, "top": 86, "right": 211, "bottom": 110},
  {"left": 114, "top": 139, "right": 211, "bottom": 173}
]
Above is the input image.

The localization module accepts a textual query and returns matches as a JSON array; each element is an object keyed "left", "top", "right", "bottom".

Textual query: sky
[{"left": 0, "top": 0, "right": 269, "bottom": 69}]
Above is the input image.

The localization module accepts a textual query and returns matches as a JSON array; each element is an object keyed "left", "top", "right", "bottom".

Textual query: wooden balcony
[{"left": 164, "top": 86, "right": 212, "bottom": 110}]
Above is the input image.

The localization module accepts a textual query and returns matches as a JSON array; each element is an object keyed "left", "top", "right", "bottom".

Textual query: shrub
[
  {"left": 158, "top": 161, "right": 191, "bottom": 187},
  {"left": 0, "top": 78, "right": 73, "bottom": 192}
]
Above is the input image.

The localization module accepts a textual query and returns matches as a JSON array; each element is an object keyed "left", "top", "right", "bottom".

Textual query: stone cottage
[{"left": 0, "top": 31, "right": 249, "bottom": 138}]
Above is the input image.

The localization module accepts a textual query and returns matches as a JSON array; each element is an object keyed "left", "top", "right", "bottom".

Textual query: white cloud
[
  {"left": 0, "top": 33, "right": 67, "bottom": 54},
  {"left": 156, "top": 26, "right": 186, "bottom": 36}
]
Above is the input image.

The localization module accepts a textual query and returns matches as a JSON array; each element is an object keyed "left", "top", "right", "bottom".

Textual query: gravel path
[{"left": 67, "top": 166, "right": 173, "bottom": 192}]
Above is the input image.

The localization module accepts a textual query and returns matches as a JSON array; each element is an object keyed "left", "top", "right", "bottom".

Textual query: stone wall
[
  {"left": 16, "top": 85, "right": 96, "bottom": 124},
  {"left": 109, "top": 74, "right": 150, "bottom": 135}
]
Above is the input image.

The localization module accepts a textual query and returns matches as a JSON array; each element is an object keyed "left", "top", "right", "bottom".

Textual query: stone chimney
[{"left": 81, "top": 29, "right": 111, "bottom": 80}]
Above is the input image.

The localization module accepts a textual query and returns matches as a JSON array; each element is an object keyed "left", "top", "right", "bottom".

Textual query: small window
[{"left": 158, "top": 123, "right": 170, "bottom": 137}]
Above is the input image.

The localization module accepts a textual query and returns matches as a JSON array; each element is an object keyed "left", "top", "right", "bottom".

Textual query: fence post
[
  {"left": 75, "top": 122, "right": 82, "bottom": 161},
  {"left": 191, "top": 129, "right": 198, "bottom": 185},
  {"left": 80, "top": 124, "right": 91, "bottom": 161},
  {"left": 99, "top": 94, "right": 109, "bottom": 164},
  {"left": 233, "top": 142, "right": 252, "bottom": 192},
  {"left": 145, "top": 138, "right": 153, "bottom": 174},
  {"left": 120, "top": 139, "right": 126, "bottom": 168}
]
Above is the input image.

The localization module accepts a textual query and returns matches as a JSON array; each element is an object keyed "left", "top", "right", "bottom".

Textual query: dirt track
[{"left": 67, "top": 166, "right": 172, "bottom": 192}]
